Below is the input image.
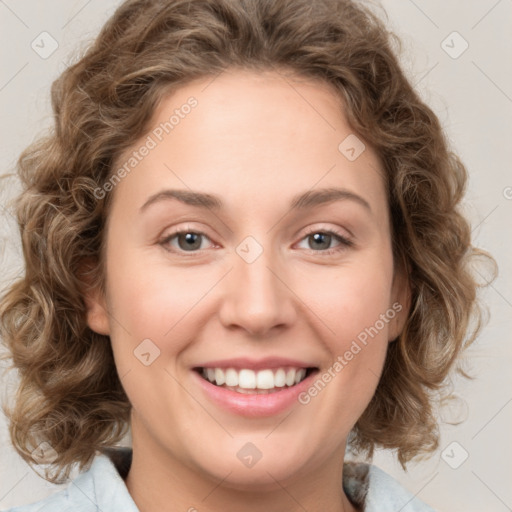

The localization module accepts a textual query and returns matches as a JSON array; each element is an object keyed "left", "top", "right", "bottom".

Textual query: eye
[
  {"left": 158, "top": 226, "right": 353, "bottom": 255},
  {"left": 296, "top": 227, "right": 353, "bottom": 255},
  {"left": 159, "top": 229, "right": 214, "bottom": 253}
]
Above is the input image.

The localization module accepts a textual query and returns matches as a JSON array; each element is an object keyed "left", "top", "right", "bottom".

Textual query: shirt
[{"left": 6, "top": 447, "right": 436, "bottom": 511}]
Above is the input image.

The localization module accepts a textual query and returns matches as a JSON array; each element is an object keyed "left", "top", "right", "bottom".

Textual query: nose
[{"left": 217, "top": 244, "right": 297, "bottom": 337}]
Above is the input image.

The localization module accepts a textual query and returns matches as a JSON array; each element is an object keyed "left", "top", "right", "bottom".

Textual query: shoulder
[
  {"left": 366, "top": 464, "right": 437, "bottom": 511},
  {"left": 343, "top": 462, "right": 437, "bottom": 512},
  {"left": 5, "top": 448, "right": 138, "bottom": 512},
  {"left": 5, "top": 489, "right": 72, "bottom": 512}
]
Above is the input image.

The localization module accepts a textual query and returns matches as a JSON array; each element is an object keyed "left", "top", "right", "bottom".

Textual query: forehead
[{"left": 109, "top": 69, "right": 387, "bottom": 223}]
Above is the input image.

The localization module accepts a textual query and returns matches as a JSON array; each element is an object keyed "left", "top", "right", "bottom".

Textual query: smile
[
  {"left": 195, "top": 366, "right": 315, "bottom": 394},
  {"left": 192, "top": 362, "right": 319, "bottom": 417}
]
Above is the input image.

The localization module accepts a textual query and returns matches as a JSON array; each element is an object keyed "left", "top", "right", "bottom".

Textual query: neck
[{"left": 124, "top": 422, "right": 359, "bottom": 512}]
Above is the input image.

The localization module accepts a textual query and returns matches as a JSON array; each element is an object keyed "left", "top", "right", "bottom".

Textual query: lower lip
[{"left": 191, "top": 369, "right": 318, "bottom": 417}]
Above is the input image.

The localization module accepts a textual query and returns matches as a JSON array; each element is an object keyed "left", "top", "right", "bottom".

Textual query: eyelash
[
  {"left": 300, "top": 226, "right": 354, "bottom": 255},
  {"left": 158, "top": 225, "right": 354, "bottom": 256}
]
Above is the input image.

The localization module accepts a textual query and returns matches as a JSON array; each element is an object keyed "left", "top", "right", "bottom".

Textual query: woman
[{"left": 0, "top": 0, "right": 491, "bottom": 510}]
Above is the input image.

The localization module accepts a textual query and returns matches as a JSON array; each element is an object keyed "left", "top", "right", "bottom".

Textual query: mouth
[{"left": 193, "top": 366, "right": 318, "bottom": 395}]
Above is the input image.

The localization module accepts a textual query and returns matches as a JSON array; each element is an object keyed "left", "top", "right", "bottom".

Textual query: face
[{"left": 86, "top": 69, "right": 408, "bottom": 491}]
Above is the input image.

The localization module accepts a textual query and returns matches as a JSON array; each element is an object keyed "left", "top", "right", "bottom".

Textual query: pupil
[
  {"left": 179, "top": 232, "right": 201, "bottom": 250},
  {"left": 311, "top": 233, "right": 330, "bottom": 250}
]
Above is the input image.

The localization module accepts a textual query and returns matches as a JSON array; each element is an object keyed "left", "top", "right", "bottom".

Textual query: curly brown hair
[{"left": 0, "top": 0, "right": 493, "bottom": 484}]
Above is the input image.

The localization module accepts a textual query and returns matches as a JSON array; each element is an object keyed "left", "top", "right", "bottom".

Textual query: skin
[{"left": 85, "top": 68, "right": 409, "bottom": 512}]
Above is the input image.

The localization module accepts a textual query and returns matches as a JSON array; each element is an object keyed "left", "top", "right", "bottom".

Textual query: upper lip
[{"left": 193, "top": 357, "right": 318, "bottom": 371}]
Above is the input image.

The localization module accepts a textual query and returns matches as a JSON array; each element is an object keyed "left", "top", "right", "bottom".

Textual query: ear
[
  {"left": 78, "top": 258, "right": 111, "bottom": 336},
  {"left": 388, "top": 261, "right": 411, "bottom": 342}
]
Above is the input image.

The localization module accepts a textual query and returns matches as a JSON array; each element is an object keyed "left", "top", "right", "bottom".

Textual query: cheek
[
  {"left": 104, "top": 250, "right": 216, "bottom": 357},
  {"left": 297, "top": 284, "right": 392, "bottom": 435},
  {"left": 300, "top": 261, "right": 394, "bottom": 343},
  {"left": 103, "top": 256, "right": 206, "bottom": 415},
  {"left": 296, "top": 258, "right": 394, "bottom": 407}
]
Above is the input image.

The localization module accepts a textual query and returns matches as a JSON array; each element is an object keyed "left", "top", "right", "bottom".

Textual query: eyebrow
[{"left": 139, "top": 186, "right": 371, "bottom": 213}]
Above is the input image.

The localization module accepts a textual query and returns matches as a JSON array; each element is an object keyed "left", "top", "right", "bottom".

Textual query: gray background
[{"left": 0, "top": 1, "right": 511, "bottom": 510}]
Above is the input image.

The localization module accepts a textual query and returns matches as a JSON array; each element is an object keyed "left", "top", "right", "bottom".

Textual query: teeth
[
  {"left": 214, "top": 368, "right": 225, "bottom": 386},
  {"left": 295, "top": 370, "right": 305, "bottom": 384},
  {"left": 225, "top": 368, "right": 238, "bottom": 387},
  {"left": 239, "top": 369, "right": 256, "bottom": 389},
  {"left": 200, "top": 367, "right": 309, "bottom": 390},
  {"left": 256, "top": 369, "right": 274, "bottom": 389},
  {"left": 274, "top": 368, "right": 286, "bottom": 387}
]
